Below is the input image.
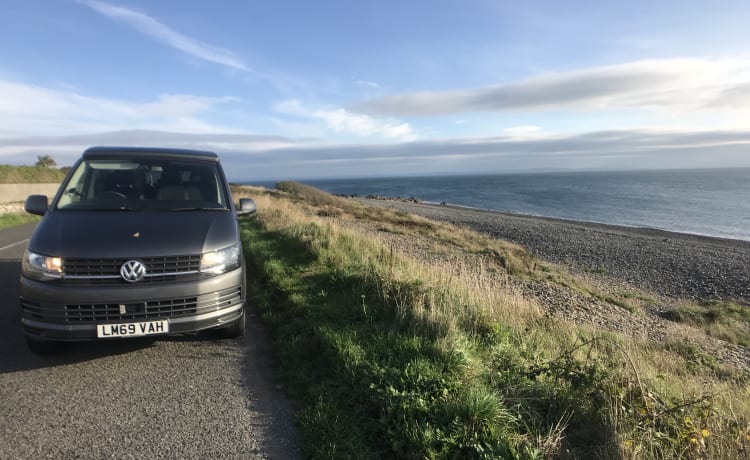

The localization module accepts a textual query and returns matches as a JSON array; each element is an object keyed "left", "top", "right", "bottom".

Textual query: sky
[{"left": 1, "top": 0, "right": 749, "bottom": 180}]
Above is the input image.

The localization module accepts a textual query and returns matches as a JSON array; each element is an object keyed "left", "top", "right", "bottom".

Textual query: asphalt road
[{"left": 0, "top": 223, "right": 301, "bottom": 459}]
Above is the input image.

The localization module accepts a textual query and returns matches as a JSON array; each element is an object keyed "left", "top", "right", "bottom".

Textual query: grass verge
[
  {"left": 238, "top": 183, "right": 750, "bottom": 459},
  {"left": 0, "top": 165, "right": 66, "bottom": 183},
  {"left": 0, "top": 213, "right": 40, "bottom": 230},
  {"left": 663, "top": 301, "right": 750, "bottom": 347}
]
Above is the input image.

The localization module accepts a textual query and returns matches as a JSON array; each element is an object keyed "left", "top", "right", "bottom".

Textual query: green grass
[
  {"left": 237, "top": 184, "right": 750, "bottom": 459},
  {"left": 276, "top": 180, "right": 351, "bottom": 208},
  {"left": 242, "top": 218, "right": 612, "bottom": 458},
  {"left": 274, "top": 182, "right": 641, "bottom": 312},
  {"left": 0, "top": 165, "right": 67, "bottom": 183},
  {"left": 0, "top": 213, "right": 40, "bottom": 230},
  {"left": 663, "top": 301, "right": 750, "bottom": 347},
  {"left": 666, "top": 339, "right": 723, "bottom": 375}
]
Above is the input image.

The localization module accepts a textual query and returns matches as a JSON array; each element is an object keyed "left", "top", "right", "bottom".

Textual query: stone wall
[{"left": 0, "top": 183, "right": 60, "bottom": 203}]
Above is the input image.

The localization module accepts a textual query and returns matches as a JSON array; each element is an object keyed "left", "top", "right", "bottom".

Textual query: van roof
[{"left": 82, "top": 146, "right": 219, "bottom": 162}]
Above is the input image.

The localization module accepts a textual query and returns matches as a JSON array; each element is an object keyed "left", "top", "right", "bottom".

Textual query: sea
[{"left": 246, "top": 168, "right": 750, "bottom": 242}]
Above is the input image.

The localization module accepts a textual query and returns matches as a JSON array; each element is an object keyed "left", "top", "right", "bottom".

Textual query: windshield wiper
[
  {"left": 168, "top": 207, "right": 228, "bottom": 211},
  {"left": 73, "top": 205, "right": 140, "bottom": 211}
]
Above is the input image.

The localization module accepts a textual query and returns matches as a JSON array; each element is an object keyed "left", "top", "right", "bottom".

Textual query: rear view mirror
[
  {"left": 237, "top": 198, "right": 256, "bottom": 216},
  {"left": 24, "top": 195, "right": 49, "bottom": 216}
]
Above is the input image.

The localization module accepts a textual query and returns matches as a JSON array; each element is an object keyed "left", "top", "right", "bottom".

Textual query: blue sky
[{"left": 1, "top": 0, "right": 749, "bottom": 179}]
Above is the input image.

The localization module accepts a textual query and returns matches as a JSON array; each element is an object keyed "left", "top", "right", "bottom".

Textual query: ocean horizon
[{"left": 243, "top": 167, "right": 750, "bottom": 242}]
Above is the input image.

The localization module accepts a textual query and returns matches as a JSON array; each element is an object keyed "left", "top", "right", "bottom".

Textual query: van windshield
[{"left": 55, "top": 159, "right": 230, "bottom": 211}]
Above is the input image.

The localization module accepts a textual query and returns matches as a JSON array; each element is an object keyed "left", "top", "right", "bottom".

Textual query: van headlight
[
  {"left": 22, "top": 250, "right": 63, "bottom": 280},
  {"left": 200, "top": 244, "right": 241, "bottom": 275}
]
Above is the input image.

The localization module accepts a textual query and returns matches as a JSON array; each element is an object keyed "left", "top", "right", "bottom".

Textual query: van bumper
[{"left": 19, "top": 268, "right": 245, "bottom": 341}]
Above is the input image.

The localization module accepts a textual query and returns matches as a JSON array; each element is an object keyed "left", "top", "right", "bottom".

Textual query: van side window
[{"left": 56, "top": 163, "right": 88, "bottom": 208}]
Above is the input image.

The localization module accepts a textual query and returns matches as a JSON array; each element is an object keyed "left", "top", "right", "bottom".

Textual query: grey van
[{"left": 20, "top": 147, "right": 256, "bottom": 353}]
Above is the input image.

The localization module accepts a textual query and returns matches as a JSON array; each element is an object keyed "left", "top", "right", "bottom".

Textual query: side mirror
[
  {"left": 25, "top": 195, "right": 49, "bottom": 216},
  {"left": 237, "top": 198, "right": 256, "bottom": 216}
]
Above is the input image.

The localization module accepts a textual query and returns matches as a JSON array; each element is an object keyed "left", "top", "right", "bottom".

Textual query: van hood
[{"left": 29, "top": 211, "right": 239, "bottom": 258}]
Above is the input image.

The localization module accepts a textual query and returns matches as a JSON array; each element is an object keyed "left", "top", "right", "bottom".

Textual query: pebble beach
[{"left": 360, "top": 198, "right": 750, "bottom": 304}]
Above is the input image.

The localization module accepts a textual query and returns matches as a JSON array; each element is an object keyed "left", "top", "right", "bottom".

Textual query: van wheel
[
  {"left": 218, "top": 312, "right": 246, "bottom": 339},
  {"left": 25, "top": 336, "right": 62, "bottom": 354}
]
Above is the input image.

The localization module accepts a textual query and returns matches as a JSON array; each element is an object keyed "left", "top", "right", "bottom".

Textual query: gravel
[
  {"left": 0, "top": 326, "right": 302, "bottom": 460},
  {"left": 0, "top": 202, "right": 24, "bottom": 213}
]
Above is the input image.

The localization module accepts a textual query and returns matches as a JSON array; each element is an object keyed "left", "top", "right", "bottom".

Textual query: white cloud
[
  {"left": 355, "top": 58, "right": 750, "bottom": 116},
  {"left": 0, "top": 129, "right": 298, "bottom": 166},
  {"left": 217, "top": 128, "right": 750, "bottom": 179},
  {"left": 504, "top": 125, "right": 541, "bottom": 135},
  {"left": 313, "top": 109, "right": 414, "bottom": 140},
  {"left": 355, "top": 79, "right": 380, "bottom": 89},
  {"left": 271, "top": 99, "right": 308, "bottom": 117},
  {"left": 3, "top": 128, "right": 750, "bottom": 177},
  {"left": 79, "top": 0, "right": 251, "bottom": 72},
  {"left": 273, "top": 99, "right": 415, "bottom": 140},
  {"left": 0, "top": 79, "right": 238, "bottom": 136}
]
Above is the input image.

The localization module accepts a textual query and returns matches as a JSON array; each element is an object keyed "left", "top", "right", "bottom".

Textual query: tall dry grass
[{"left": 239, "top": 184, "right": 750, "bottom": 458}]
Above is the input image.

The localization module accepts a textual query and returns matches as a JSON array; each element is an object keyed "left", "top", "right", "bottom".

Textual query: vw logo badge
[{"left": 120, "top": 260, "right": 146, "bottom": 282}]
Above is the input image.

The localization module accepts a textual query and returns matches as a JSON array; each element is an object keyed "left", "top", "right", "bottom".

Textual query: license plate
[{"left": 97, "top": 320, "right": 169, "bottom": 338}]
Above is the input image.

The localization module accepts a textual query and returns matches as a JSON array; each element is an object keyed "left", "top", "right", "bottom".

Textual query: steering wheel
[{"left": 103, "top": 190, "right": 127, "bottom": 199}]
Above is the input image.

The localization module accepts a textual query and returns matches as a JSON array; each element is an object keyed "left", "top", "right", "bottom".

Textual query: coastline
[
  {"left": 428, "top": 200, "right": 750, "bottom": 249},
  {"left": 425, "top": 201, "right": 750, "bottom": 245},
  {"left": 358, "top": 194, "right": 750, "bottom": 246},
  {"left": 357, "top": 197, "right": 750, "bottom": 303}
]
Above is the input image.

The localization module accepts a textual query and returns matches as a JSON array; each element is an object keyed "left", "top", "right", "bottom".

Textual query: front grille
[
  {"left": 21, "top": 287, "right": 242, "bottom": 324},
  {"left": 65, "top": 286, "right": 241, "bottom": 322},
  {"left": 61, "top": 255, "right": 203, "bottom": 285},
  {"left": 64, "top": 258, "right": 123, "bottom": 277}
]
